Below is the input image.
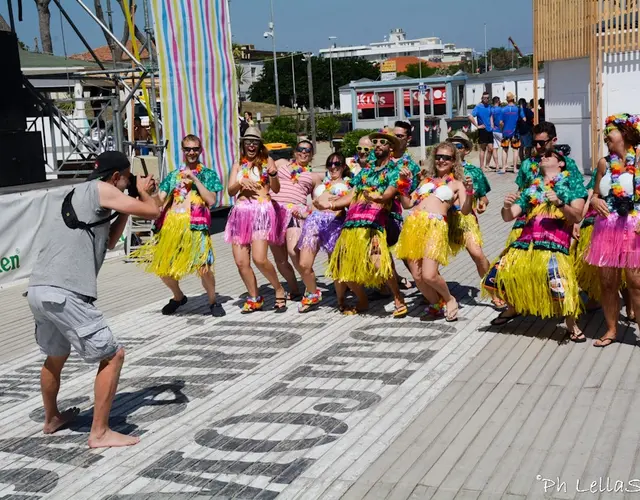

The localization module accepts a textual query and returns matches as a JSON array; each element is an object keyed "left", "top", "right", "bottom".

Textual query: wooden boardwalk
[{"left": 0, "top": 171, "right": 636, "bottom": 500}]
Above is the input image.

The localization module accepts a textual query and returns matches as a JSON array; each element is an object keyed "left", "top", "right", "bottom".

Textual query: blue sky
[{"left": 2, "top": 0, "right": 532, "bottom": 57}]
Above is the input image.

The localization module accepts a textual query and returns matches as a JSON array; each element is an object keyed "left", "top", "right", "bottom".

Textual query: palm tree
[{"left": 34, "top": 0, "right": 53, "bottom": 53}]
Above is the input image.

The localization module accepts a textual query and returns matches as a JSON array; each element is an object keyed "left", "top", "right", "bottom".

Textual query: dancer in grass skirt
[
  {"left": 483, "top": 147, "right": 587, "bottom": 340},
  {"left": 224, "top": 127, "right": 288, "bottom": 313},
  {"left": 585, "top": 114, "right": 640, "bottom": 347},
  {"left": 132, "top": 134, "right": 226, "bottom": 317}
]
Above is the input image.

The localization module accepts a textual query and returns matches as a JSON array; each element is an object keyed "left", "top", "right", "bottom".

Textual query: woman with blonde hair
[{"left": 395, "top": 142, "right": 475, "bottom": 321}]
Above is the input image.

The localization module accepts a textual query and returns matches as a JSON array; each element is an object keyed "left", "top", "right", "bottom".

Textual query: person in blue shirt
[
  {"left": 500, "top": 92, "right": 524, "bottom": 173},
  {"left": 468, "top": 91, "right": 493, "bottom": 172},
  {"left": 518, "top": 98, "right": 534, "bottom": 167},
  {"left": 490, "top": 96, "right": 504, "bottom": 173}
]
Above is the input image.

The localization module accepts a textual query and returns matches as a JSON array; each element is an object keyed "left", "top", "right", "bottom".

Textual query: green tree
[
  {"left": 249, "top": 56, "right": 378, "bottom": 109},
  {"left": 398, "top": 62, "right": 438, "bottom": 79}
]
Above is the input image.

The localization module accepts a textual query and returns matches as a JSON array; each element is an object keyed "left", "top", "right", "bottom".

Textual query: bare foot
[
  {"left": 88, "top": 429, "right": 140, "bottom": 449},
  {"left": 43, "top": 407, "right": 80, "bottom": 434}
]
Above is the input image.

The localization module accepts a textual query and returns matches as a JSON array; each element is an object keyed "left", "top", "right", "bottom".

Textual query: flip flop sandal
[
  {"left": 593, "top": 336, "right": 616, "bottom": 348},
  {"left": 286, "top": 292, "right": 303, "bottom": 302},
  {"left": 393, "top": 304, "right": 408, "bottom": 319},
  {"left": 491, "top": 297, "right": 507, "bottom": 309},
  {"left": 274, "top": 296, "right": 288, "bottom": 313},
  {"left": 569, "top": 330, "right": 587, "bottom": 343},
  {"left": 490, "top": 311, "right": 521, "bottom": 326}
]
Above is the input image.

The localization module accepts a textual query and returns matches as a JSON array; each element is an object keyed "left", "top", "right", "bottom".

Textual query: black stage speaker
[
  {"left": 0, "top": 30, "right": 26, "bottom": 132},
  {"left": 0, "top": 131, "right": 46, "bottom": 187}
]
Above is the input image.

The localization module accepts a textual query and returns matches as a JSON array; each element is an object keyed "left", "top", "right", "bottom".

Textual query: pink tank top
[{"left": 271, "top": 163, "right": 314, "bottom": 205}]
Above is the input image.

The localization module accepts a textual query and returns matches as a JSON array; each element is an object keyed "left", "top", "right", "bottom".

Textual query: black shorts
[{"left": 478, "top": 129, "right": 493, "bottom": 145}]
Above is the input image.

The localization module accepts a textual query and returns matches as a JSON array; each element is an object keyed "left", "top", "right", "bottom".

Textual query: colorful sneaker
[
  {"left": 299, "top": 290, "right": 322, "bottom": 313},
  {"left": 241, "top": 296, "right": 264, "bottom": 314}
]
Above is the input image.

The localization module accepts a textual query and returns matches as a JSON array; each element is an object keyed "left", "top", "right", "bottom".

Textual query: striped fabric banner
[{"left": 150, "top": 0, "right": 238, "bottom": 206}]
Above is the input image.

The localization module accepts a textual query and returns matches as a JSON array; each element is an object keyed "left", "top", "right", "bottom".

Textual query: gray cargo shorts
[{"left": 26, "top": 285, "right": 122, "bottom": 363}]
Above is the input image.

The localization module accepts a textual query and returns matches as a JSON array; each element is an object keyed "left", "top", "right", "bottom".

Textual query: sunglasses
[
  {"left": 183, "top": 147, "right": 201, "bottom": 153},
  {"left": 327, "top": 161, "right": 343, "bottom": 168},
  {"left": 435, "top": 154, "right": 453, "bottom": 162},
  {"left": 451, "top": 142, "right": 465, "bottom": 149},
  {"left": 395, "top": 133, "right": 407, "bottom": 140},
  {"left": 296, "top": 146, "right": 313, "bottom": 154},
  {"left": 533, "top": 139, "right": 551, "bottom": 148},
  {"left": 244, "top": 140, "right": 261, "bottom": 147},
  {"left": 372, "top": 138, "right": 389, "bottom": 146},
  {"left": 356, "top": 146, "right": 371, "bottom": 153},
  {"left": 543, "top": 151, "right": 564, "bottom": 159}
]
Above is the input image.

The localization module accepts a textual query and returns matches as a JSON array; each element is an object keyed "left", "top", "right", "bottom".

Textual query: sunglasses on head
[
  {"left": 296, "top": 146, "right": 313, "bottom": 154},
  {"left": 183, "top": 146, "right": 201, "bottom": 153},
  {"left": 451, "top": 142, "right": 465, "bottom": 149},
  {"left": 372, "top": 138, "right": 389, "bottom": 146},
  {"left": 327, "top": 161, "right": 343, "bottom": 168},
  {"left": 435, "top": 154, "right": 453, "bottom": 162},
  {"left": 356, "top": 146, "right": 371, "bottom": 153}
]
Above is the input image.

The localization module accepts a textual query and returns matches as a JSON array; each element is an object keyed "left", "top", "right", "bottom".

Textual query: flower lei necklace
[
  {"left": 527, "top": 170, "right": 569, "bottom": 206},
  {"left": 240, "top": 157, "right": 268, "bottom": 186},
  {"left": 608, "top": 148, "right": 638, "bottom": 199},
  {"left": 323, "top": 174, "right": 351, "bottom": 197},
  {"left": 359, "top": 163, "right": 390, "bottom": 193},
  {"left": 173, "top": 163, "right": 203, "bottom": 204},
  {"left": 290, "top": 162, "right": 312, "bottom": 183},
  {"left": 414, "top": 173, "right": 455, "bottom": 202}
]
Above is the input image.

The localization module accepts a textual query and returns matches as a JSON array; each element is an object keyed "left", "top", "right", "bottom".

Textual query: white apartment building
[{"left": 319, "top": 28, "right": 474, "bottom": 64}]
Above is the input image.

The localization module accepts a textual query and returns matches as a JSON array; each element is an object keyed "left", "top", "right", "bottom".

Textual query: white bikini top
[
  {"left": 417, "top": 182, "right": 454, "bottom": 202},
  {"left": 236, "top": 166, "right": 263, "bottom": 183},
  {"left": 599, "top": 172, "right": 635, "bottom": 198},
  {"left": 313, "top": 181, "right": 350, "bottom": 198}
]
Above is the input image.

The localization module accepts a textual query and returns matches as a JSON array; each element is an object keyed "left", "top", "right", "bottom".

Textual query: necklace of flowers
[
  {"left": 240, "top": 157, "right": 268, "bottom": 186},
  {"left": 527, "top": 170, "right": 569, "bottom": 206},
  {"left": 415, "top": 173, "right": 455, "bottom": 202},
  {"left": 609, "top": 148, "right": 638, "bottom": 199},
  {"left": 173, "top": 163, "right": 203, "bottom": 204},
  {"left": 323, "top": 174, "right": 351, "bottom": 197},
  {"left": 360, "top": 163, "right": 390, "bottom": 193},
  {"left": 290, "top": 162, "right": 312, "bottom": 183}
]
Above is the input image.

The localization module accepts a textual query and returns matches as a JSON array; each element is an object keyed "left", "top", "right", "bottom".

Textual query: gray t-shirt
[{"left": 29, "top": 181, "right": 112, "bottom": 299}]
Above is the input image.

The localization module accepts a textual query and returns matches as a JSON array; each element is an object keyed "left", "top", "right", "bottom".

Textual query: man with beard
[{"left": 325, "top": 128, "right": 407, "bottom": 317}]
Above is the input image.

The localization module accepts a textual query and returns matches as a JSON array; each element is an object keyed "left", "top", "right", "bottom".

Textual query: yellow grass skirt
[
  {"left": 449, "top": 212, "right": 483, "bottom": 256},
  {"left": 572, "top": 224, "right": 602, "bottom": 301},
  {"left": 130, "top": 211, "right": 215, "bottom": 281},
  {"left": 482, "top": 246, "right": 581, "bottom": 318},
  {"left": 327, "top": 226, "right": 393, "bottom": 287},
  {"left": 395, "top": 211, "right": 450, "bottom": 266}
]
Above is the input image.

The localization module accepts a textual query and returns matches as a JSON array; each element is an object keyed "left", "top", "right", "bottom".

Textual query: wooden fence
[{"left": 533, "top": 0, "right": 640, "bottom": 170}]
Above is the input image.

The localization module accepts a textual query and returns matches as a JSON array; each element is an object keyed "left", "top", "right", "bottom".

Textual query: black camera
[
  {"left": 127, "top": 174, "right": 140, "bottom": 198},
  {"left": 612, "top": 196, "right": 634, "bottom": 217}
]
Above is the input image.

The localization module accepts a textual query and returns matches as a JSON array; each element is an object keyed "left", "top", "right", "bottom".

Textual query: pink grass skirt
[
  {"left": 585, "top": 213, "right": 640, "bottom": 268},
  {"left": 224, "top": 198, "right": 284, "bottom": 246}
]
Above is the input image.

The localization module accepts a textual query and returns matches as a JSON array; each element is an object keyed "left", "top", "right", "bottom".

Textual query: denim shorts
[{"left": 27, "top": 285, "right": 121, "bottom": 363}]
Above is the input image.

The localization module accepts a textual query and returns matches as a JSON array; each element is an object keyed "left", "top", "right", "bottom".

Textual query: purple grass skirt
[
  {"left": 585, "top": 212, "right": 640, "bottom": 268},
  {"left": 297, "top": 210, "right": 345, "bottom": 254},
  {"left": 224, "top": 198, "right": 284, "bottom": 246}
]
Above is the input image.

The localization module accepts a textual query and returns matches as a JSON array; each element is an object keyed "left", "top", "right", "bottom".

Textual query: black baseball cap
[{"left": 87, "top": 151, "right": 131, "bottom": 181}]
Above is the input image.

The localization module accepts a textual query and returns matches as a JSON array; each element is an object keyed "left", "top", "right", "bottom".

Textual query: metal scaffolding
[{"left": 15, "top": 0, "right": 167, "bottom": 179}]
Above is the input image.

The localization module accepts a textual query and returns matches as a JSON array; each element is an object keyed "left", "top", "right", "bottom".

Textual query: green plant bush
[
  {"left": 269, "top": 116, "right": 297, "bottom": 133},
  {"left": 340, "top": 128, "right": 377, "bottom": 157},
  {"left": 263, "top": 128, "right": 297, "bottom": 147},
  {"left": 316, "top": 115, "right": 341, "bottom": 141}
]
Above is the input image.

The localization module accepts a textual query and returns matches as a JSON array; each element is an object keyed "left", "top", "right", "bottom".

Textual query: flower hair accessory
[{"left": 605, "top": 113, "right": 640, "bottom": 135}]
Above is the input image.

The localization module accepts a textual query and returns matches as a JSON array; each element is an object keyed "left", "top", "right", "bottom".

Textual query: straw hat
[
  {"left": 241, "top": 126, "right": 262, "bottom": 141},
  {"left": 369, "top": 128, "right": 402, "bottom": 154},
  {"left": 447, "top": 130, "right": 473, "bottom": 150}
]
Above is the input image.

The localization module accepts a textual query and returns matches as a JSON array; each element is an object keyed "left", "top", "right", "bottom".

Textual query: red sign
[
  {"left": 357, "top": 91, "right": 395, "bottom": 109},
  {"left": 403, "top": 87, "right": 447, "bottom": 106}
]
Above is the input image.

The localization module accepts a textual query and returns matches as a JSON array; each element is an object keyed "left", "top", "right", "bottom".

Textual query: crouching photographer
[{"left": 26, "top": 151, "right": 160, "bottom": 449}]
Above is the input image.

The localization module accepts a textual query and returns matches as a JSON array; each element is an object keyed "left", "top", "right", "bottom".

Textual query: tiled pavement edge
[{"left": 1, "top": 171, "right": 634, "bottom": 500}]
